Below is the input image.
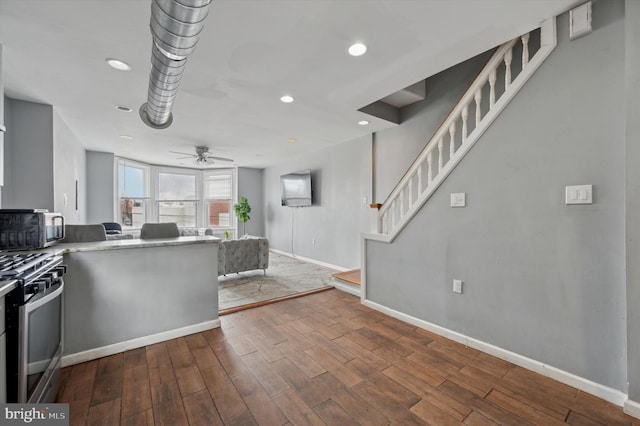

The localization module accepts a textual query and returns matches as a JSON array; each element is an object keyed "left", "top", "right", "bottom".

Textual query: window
[
  {"left": 117, "top": 160, "right": 150, "bottom": 229},
  {"left": 115, "top": 157, "right": 236, "bottom": 232},
  {"left": 157, "top": 171, "right": 198, "bottom": 227},
  {"left": 203, "top": 170, "right": 233, "bottom": 230}
]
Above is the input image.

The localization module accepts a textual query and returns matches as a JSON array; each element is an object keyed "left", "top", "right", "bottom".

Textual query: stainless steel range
[{"left": 1, "top": 252, "right": 65, "bottom": 403}]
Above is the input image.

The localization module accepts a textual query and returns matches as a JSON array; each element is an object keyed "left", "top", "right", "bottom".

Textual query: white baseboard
[
  {"left": 624, "top": 398, "right": 640, "bottom": 419},
  {"left": 331, "top": 279, "right": 361, "bottom": 297},
  {"left": 62, "top": 319, "right": 220, "bottom": 367},
  {"left": 270, "top": 248, "right": 350, "bottom": 272},
  {"left": 362, "top": 299, "right": 628, "bottom": 408}
]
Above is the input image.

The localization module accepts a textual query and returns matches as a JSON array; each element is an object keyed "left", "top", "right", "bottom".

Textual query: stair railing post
[
  {"left": 504, "top": 47, "right": 513, "bottom": 89},
  {"left": 475, "top": 90, "right": 482, "bottom": 127},
  {"left": 489, "top": 70, "right": 497, "bottom": 109},
  {"left": 521, "top": 33, "right": 530, "bottom": 69},
  {"left": 449, "top": 122, "right": 456, "bottom": 160},
  {"left": 438, "top": 138, "right": 444, "bottom": 173},
  {"left": 427, "top": 150, "right": 433, "bottom": 185},
  {"left": 461, "top": 105, "right": 469, "bottom": 143}
]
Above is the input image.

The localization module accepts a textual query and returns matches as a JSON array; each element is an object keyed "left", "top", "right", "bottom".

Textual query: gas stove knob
[{"left": 27, "top": 281, "right": 46, "bottom": 295}]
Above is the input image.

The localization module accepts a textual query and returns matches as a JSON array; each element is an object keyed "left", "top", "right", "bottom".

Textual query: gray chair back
[
  {"left": 101, "top": 222, "right": 122, "bottom": 235},
  {"left": 63, "top": 224, "right": 108, "bottom": 243},
  {"left": 140, "top": 222, "right": 180, "bottom": 239}
]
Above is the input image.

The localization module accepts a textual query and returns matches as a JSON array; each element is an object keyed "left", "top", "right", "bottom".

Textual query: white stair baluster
[
  {"left": 475, "top": 90, "right": 482, "bottom": 126},
  {"left": 461, "top": 105, "right": 469, "bottom": 143},
  {"left": 417, "top": 164, "right": 423, "bottom": 195},
  {"left": 489, "top": 70, "right": 497, "bottom": 108},
  {"left": 408, "top": 177, "right": 414, "bottom": 208},
  {"left": 390, "top": 200, "right": 396, "bottom": 229},
  {"left": 427, "top": 151, "right": 433, "bottom": 185},
  {"left": 449, "top": 122, "right": 456, "bottom": 159},
  {"left": 504, "top": 47, "right": 513, "bottom": 89},
  {"left": 438, "top": 138, "right": 444, "bottom": 172},
  {"left": 521, "top": 33, "right": 530, "bottom": 69}
]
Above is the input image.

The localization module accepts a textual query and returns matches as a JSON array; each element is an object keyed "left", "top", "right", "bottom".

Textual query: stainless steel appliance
[
  {"left": 0, "top": 209, "right": 65, "bottom": 251},
  {"left": 2, "top": 252, "right": 65, "bottom": 403}
]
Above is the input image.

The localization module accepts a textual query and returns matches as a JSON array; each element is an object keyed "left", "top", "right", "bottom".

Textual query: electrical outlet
[{"left": 453, "top": 279, "right": 463, "bottom": 294}]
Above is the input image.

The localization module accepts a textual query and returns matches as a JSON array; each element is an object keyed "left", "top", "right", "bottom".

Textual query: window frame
[
  {"left": 114, "top": 157, "right": 237, "bottom": 233},
  {"left": 202, "top": 168, "right": 237, "bottom": 236},
  {"left": 154, "top": 167, "right": 200, "bottom": 228},
  {"left": 116, "top": 159, "right": 151, "bottom": 230}
]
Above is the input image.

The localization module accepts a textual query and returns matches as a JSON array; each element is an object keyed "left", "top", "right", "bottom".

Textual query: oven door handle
[{"left": 24, "top": 279, "right": 64, "bottom": 313}]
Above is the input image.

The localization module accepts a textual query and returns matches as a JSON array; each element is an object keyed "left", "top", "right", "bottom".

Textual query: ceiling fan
[{"left": 170, "top": 146, "right": 234, "bottom": 166}]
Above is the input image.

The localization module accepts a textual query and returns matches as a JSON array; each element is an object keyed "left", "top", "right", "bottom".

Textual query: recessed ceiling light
[
  {"left": 106, "top": 58, "right": 131, "bottom": 71},
  {"left": 115, "top": 105, "right": 133, "bottom": 112},
  {"left": 280, "top": 95, "right": 294, "bottom": 103},
  {"left": 348, "top": 43, "right": 367, "bottom": 57},
  {"left": 119, "top": 135, "right": 133, "bottom": 140},
  {"left": 358, "top": 120, "right": 370, "bottom": 126},
  {"left": 287, "top": 138, "right": 296, "bottom": 143}
]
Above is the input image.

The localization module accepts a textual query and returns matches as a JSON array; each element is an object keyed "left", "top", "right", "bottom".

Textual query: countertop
[
  {"left": 56, "top": 235, "right": 220, "bottom": 253},
  {"left": 0, "top": 279, "right": 17, "bottom": 298}
]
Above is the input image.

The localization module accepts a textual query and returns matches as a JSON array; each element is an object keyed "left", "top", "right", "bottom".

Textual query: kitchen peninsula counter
[
  {"left": 59, "top": 235, "right": 218, "bottom": 253},
  {"left": 59, "top": 236, "right": 220, "bottom": 366}
]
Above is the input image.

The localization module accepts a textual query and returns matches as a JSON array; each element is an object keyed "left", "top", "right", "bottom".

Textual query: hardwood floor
[{"left": 57, "top": 289, "right": 638, "bottom": 425}]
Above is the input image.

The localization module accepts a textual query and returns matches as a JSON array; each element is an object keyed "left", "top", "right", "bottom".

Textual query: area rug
[{"left": 218, "top": 252, "right": 337, "bottom": 312}]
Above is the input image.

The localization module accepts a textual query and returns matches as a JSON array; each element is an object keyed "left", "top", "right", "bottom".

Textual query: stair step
[{"left": 331, "top": 269, "right": 361, "bottom": 286}]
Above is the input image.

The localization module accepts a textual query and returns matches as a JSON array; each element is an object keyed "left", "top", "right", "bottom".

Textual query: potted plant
[{"left": 233, "top": 196, "right": 251, "bottom": 236}]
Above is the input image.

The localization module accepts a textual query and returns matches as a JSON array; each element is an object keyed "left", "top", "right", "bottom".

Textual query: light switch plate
[
  {"left": 570, "top": 2, "right": 592, "bottom": 40},
  {"left": 453, "top": 279, "right": 463, "bottom": 294},
  {"left": 565, "top": 185, "right": 593, "bottom": 205},
  {"left": 450, "top": 193, "right": 466, "bottom": 207}
]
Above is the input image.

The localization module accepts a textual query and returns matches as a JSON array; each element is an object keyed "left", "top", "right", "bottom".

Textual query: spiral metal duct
[{"left": 140, "top": 0, "right": 212, "bottom": 129}]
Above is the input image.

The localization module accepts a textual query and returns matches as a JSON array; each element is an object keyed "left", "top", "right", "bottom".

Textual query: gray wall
[
  {"left": 367, "top": 2, "right": 628, "bottom": 392},
  {"left": 53, "top": 110, "right": 86, "bottom": 223},
  {"left": 2, "top": 98, "right": 54, "bottom": 210},
  {"left": 374, "top": 50, "right": 492, "bottom": 202},
  {"left": 0, "top": 44, "right": 5, "bottom": 191},
  {"left": 86, "top": 151, "right": 115, "bottom": 224},
  {"left": 626, "top": 0, "right": 640, "bottom": 403},
  {"left": 264, "top": 134, "right": 372, "bottom": 269},
  {"left": 2, "top": 98, "right": 87, "bottom": 222},
  {"left": 238, "top": 167, "right": 265, "bottom": 237}
]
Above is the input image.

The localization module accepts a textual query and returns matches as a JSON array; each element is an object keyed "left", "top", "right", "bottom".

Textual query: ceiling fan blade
[
  {"left": 169, "top": 150, "right": 195, "bottom": 156},
  {"left": 175, "top": 156, "right": 194, "bottom": 160},
  {"left": 207, "top": 156, "right": 234, "bottom": 162}
]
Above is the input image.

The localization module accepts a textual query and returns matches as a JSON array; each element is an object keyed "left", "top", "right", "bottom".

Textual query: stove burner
[{"left": 0, "top": 252, "right": 56, "bottom": 278}]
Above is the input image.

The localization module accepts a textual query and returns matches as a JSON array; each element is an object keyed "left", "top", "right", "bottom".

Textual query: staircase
[{"left": 371, "top": 19, "right": 557, "bottom": 243}]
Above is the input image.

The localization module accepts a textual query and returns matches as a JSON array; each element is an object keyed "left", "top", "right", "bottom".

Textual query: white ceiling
[{"left": 0, "top": 0, "right": 582, "bottom": 169}]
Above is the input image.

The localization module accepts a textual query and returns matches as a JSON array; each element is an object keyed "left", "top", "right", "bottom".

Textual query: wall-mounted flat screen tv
[{"left": 281, "top": 170, "right": 312, "bottom": 207}]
